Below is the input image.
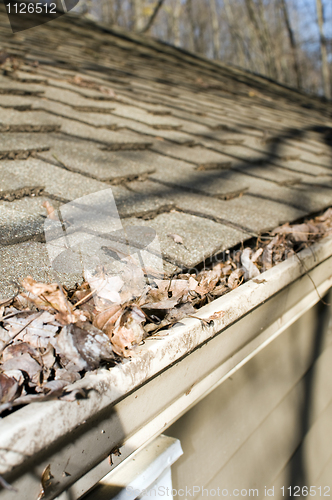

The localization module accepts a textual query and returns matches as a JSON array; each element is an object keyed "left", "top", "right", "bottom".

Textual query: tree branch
[
  {"left": 279, "top": 0, "right": 301, "bottom": 88},
  {"left": 140, "top": 0, "right": 165, "bottom": 33},
  {"left": 316, "top": 0, "right": 331, "bottom": 98}
]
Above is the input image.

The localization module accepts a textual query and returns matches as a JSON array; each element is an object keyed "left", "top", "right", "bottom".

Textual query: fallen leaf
[
  {"left": 21, "top": 277, "right": 83, "bottom": 325},
  {"left": 164, "top": 302, "right": 196, "bottom": 323},
  {"left": 141, "top": 279, "right": 192, "bottom": 309},
  {"left": 0, "top": 297, "right": 14, "bottom": 308},
  {"left": 37, "top": 464, "right": 53, "bottom": 500},
  {"left": 2, "top": 353, "right": 41, "bottom": 380},
  {"left": 110, "top": 306, "right": 145, "bottom": 357},
  {"left": 251, "top": 248, "right": 263, "bottom": 263},
  {"left": 207, "top": 311, "right": 225, "bottom": 321},
  {"left": 222, "top": 264, "right": 233, "bottom": 276},
  {"left": 108, "top": 446, "right": 121, "bottom": 466},
  {"left": 69, "top": 75, "right": 116, "bottom": 97},
  {"left": 42, "top": 201, "right": 57, "bottom": 220},
  {"left": 196, "top": 267, "right": 223, "bottom": 295},
  {"left": 55, "top": 323, "right": 114, "bottom": 372},
  {"left": 93, "top": 304, "right": 123, "bottom": 332},
  {"left": 209, "top": 283, "right": 228, "bottom": 297},
  {"left": 228, "top": 268, "right": 244, "bottom": 289},
  {"left": 168, "top": 233, "right": 184, "bottom": 245},
  {"left": 70, "top": 322, "right": 114, "bottom": 369},
  {"left": 0, "top": 373, "right": 20, "bottom": 404},
  {"left": 12, "top": 311, "right": 59, "bottom": 349},
  {"left": 85, "top": 272, "right": 124, "bottom": 306},
  {"left": 188, "top": 276, "right": 198, "bottom": 291},
  {"left": 272, "top": 223, "right": 317, "bottom": 242},
  {"left": 1, "top": 206, "right": 332, "bottom": 415},
  {"left": 241, "top": 248, "right": 260, "bottom": 280},
  {"left": 262, "top": 236, "right": 278, "bottom": 271}
]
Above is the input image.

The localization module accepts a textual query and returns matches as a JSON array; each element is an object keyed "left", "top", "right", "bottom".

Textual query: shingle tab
[
  {"left": 123, "top": 212, "right": 248, "bottom": 269},
  {"left": 0, "top": 241, "right": 83, "bottom": 299},
  {"left": 0, "top": 158, "right": 110, "bottom": 201}
]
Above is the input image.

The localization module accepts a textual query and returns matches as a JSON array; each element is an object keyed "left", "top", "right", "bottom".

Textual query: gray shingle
[
  {"left": 0, "top": 108, "right": 60, "bottom": 132},
  {"left": 0, "top": 158, "right": 110, "bottom": 201},
  {"left": 123, "top": 212, "right": 248, "bottom": 269},
  {"left": 151, "top": 142, "right": 233, "bottom": 165},
  {"left": 171, "top": 192, "right": 306, "bottom": 234},
  {"left": 0, "top": 197, "right": 55, "bottom": 245},
  {"left": 0, "top": 241, "right": 83, "bottom": 300},
  {"left": 149, "top": 164, "right": 332, "bottom": 212},
  {"left": 37, "top": 144, "right": 194, "bottom": 181}
]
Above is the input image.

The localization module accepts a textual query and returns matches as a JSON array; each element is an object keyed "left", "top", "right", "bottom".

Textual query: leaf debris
[
  {"left": 37, "top": 464, "right": 53, "bottom": 500},
  {"left": 1, "top": 208, "right": 332, "bottom": 415}
]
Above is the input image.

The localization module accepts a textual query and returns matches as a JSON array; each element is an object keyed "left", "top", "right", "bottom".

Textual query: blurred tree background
[{"left": 73, "top": 0, "right": 332, "bottom": 99}]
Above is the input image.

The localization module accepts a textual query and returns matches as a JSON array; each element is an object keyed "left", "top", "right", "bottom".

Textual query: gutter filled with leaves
[{"left": 1, "top": 207, "right": 332, "bottom": 416}]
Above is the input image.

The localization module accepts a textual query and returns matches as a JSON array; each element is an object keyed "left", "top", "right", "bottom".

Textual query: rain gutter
[{"left": 1, "top": 235, "right": 332, "bottom": 500}]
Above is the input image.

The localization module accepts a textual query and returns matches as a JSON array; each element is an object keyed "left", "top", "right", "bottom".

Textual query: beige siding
[
  {"left": 271, "top": 400, "right": 332, "bottom": 493},
  {"left": 167, "top": 295, "right": 332, "bottom": 498}
]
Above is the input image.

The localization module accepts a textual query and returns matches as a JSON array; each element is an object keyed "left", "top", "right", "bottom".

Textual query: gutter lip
[{"left": 1, "top": 234, "right": 332, "bottom": 474}]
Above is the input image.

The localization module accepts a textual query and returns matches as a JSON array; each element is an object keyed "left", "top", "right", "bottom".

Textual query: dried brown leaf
[
  {"left": 37, "top": 464, "right": 53, "bottom": 500},
  {"left": 85, "top": 274, "right": 124, "bottom": 307},
  {"left": 93, "top": 304, "right": 123, "bottom": 332},
  {"left": 207, "top": 311, "right": 225, "bottom": 321},
  {"left": 2, "top": 353, "right": 41, "bottom": 380},
  {"left": 196, "top": 266, "right": 223, "bottom": 295},
  {"left": 141, "top": 279, "right": 192, "bottom": 309},
  {"left": 316, "top": 208, "right": 332, "bottom": 222},
  {"left": 209, "top": 283, "right": 228, "bottom": 297},
  {"left": 70, "top": 322, "right": 114, "bottom": 369},
  {"left": 70, "top": 75, "right": 116, "bottom": 97},
  {"left": 272, "top": 223, "right": 315, "bottom": 242},
  {"left": 54, "top": 368, "right": 80, "bottom": 385},
  {"left": 42, "top": 201, "right": 57, "bottom": 220},
  {"left": 110, "top": 306, "right": 145, "bottom": 357},
  {"left": 54, "top": 323, "right": 114, "bottom": 372},
  {"left": 222, "top": 264, "right": 233, "bottom": 276},
  {"left": 2, "top": 342, "right": 39, "bottom": 363},
  {"left": 251, "top": 248, "right": 263, "bottom": 263},
  {"left": 21, "top": 277, "right": 83, "bottom": 325},
  {"left": 262, "top": 236, "right": 279, "bottom": 271},
  {"left": 55, "top": 325, "right": 89, "bottom": 372},
  {"left": 0, "top": 297, "right": 14, "bottom": 308},
  {"left": 12, "top": 311, "right": 59, "bottom": 349},
  {"left": 0, "top": 373, "right": 20, "bottom": 404},
  {"left": 41, "top": 344, "right": 56, "bottom": 370},
  {"left": 1, "top": 311, "right": 43, "bottom": 350},
  {"left": 228, "top": 269, "right": 244, "bottom": 290},
  {"left": 241, "top": 248, "right": 260, "bottom": 280},
  {"left": 164, "top": 302, "right": 196, "bottom": 323}
]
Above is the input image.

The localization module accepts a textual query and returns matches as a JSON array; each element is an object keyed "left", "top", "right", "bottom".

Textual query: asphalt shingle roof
[{"left": 1, "top": 3, "right": 332, "bottom": 299}]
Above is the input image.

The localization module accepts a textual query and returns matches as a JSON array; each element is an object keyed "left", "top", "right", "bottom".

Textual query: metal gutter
[
  {"left": 1, "top": 235, "right": 332, "bottom": 499},
  {"left": 81, "top": 434, "right": 183, "bottom": 500}
]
